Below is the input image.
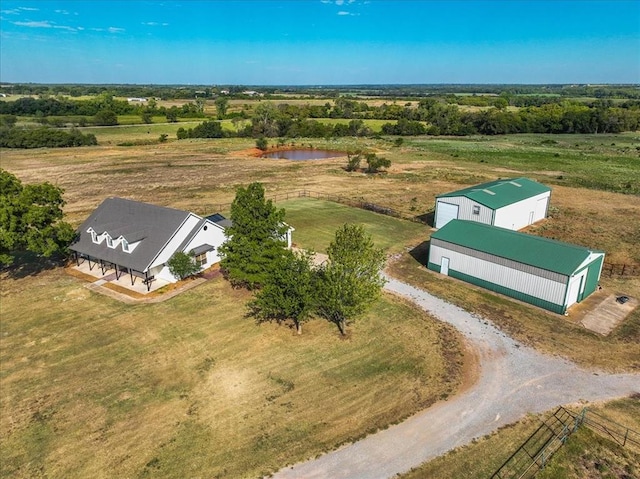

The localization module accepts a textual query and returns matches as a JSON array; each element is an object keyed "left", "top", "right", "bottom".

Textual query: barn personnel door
[
  {"left": 436, "top": 202, "right": 459, "bottom": 229},
  {"left": 566, "top": 270, "right": 588, "bottom": 308},
  {"left": 441, "top": 257, "right": 450, "bottom": 276}
]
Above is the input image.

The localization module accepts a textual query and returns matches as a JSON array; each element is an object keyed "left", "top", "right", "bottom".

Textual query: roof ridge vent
[
  {"left": 482, "top": 189, "right": 496, "bottom": 195},
  {"left": 509, "top": 181, "right": 522, "bottom": 187}
]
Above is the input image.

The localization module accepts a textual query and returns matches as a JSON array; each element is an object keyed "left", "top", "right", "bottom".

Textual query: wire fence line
[
  {"left": 196, "top": 189, "right": 433, "bottom": 225},
  {"left": 196, "top": 193, "right": 640, "bottom": 276}
]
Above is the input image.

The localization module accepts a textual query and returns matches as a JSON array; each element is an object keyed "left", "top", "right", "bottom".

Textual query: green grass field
[
  {"left": 281, "top": 198, "right": 428, "bottom": 254},
  {"left": 402, "top": 133, "right": 640, "bottom": 195}
]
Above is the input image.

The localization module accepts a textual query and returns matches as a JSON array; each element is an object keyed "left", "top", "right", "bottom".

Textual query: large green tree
[
  {"left": 218, "top": 182, "right": 288, "bottom": 289},
  {"left": 0, "top": 169, "right": 75, "bottom": 266},
  {"left": 249, "top": 249, "right": 316, "bottom": 334},
  {"left": 317, "top": 224, "right": 386, "bottom": 335}
]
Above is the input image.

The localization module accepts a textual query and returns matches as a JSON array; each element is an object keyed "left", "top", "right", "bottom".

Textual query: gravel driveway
[{"left": 272, "top": 275, "right": 639, "bottom": 479}]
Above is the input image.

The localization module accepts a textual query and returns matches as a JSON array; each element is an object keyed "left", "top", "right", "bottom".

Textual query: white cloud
[
  {"left": 12, "top": 20, "right": 78, "bottom": 32},
  {"left": 108, "top": 27, "right": 125, "bottom": 33},
  {"left": 12, "top": 20, "right": 53, "bottom": 28},
  {"left": 2, "top": 6, "right": 39, "bottom": 14},
  {"left": 337, "top": 11, "right": 349, "bottom": 15}
]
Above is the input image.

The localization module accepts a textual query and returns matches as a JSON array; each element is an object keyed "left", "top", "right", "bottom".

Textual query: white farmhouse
[
  {"left": 434, "top": 177, "right": 551, "bottom": 230},
  {"left": 69, "top": 198, "right": 229, "bottom": 290}
]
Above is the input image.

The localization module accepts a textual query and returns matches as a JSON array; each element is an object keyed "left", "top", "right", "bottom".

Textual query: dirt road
[{"left": 272, "top": 275, "right": 639, "bottom": 479}]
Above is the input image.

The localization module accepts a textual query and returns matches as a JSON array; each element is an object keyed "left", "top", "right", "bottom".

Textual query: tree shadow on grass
[{"left": 2, "top": 252, "right": 66, "bottom": 280}]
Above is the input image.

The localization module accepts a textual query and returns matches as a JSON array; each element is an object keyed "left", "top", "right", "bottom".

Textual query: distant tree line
[
  {"left": 0, "top": 93, "right": 206, "bottom": 123},
  {"left": 0, "top": 127, "right": 97, "bottom": 148},
  {"left": 3, "top": 83, "right": 639, "bottom": 100},
  {"left": 178, "top": 98, "right": 639, "bottom": 142}
]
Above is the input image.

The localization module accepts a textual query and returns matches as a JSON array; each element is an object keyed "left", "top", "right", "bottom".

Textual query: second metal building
[{"left": 428, "top": 220, "right": 605, "bottom": 314}]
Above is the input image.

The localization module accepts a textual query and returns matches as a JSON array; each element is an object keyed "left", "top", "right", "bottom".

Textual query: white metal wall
[
  {"left": 429, "top": 244, "right": 567, "bottom": 305},
  {"left": 435, "top": 197, "right": 493, "bottom": 227},
  {"left": 494, "top": 192, "right": 550, "bottom": 230}
]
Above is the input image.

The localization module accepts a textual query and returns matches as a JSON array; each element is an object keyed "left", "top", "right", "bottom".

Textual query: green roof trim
[
  {"left": 437, "top": 177, "right": 551, "bottom": 209},
  {"left": 431, "top": 220, "right": 603, "bottom": 276}
]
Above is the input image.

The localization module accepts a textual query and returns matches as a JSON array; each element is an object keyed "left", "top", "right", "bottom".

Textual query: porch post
[
  {"left": 88, "top": 256, "right": 95, "bottom": 271},
  {"left": 115, "top": 264, "right": 120, "bottom": 280},
  {"left": 75, "top": 251, "right": 80, "bottom": 266},
  {"left": 130, "top": 270, "right": 135, "bottom": 285},
  {"left": 145, "top": 271, "right": 151, "bottom": 292}
]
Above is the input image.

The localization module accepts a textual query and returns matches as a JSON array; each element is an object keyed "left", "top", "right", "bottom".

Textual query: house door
[
  {"left": 529, "top": 211, "right": 535, "bottom": 225},
  {"left": 441, "top": 257, "right": 450, "bottom": 276}
]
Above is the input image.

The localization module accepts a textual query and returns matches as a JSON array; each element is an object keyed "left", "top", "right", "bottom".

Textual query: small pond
[{"left": 261, "top": 149, "right": 345, "bottom": 160}]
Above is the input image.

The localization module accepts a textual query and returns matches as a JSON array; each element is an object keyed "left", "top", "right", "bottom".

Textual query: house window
[
  {"left": 122, "top": 239, "right": 130, "bottom": 252},
  {"left": 195, "top": 252, "right": 207, "bottom": 267},
  {"left": 106, "top": 235, "right": 114, "bottom": 247},
  {"left": 90, "top": 230, "right": 98, "bottom": 243},
  {"left": 472, "top": 205, "right": 481, "bottom": 215}
]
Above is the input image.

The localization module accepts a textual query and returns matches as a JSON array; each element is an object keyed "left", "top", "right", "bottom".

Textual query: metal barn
[
  {"left": 428, "top": 220, "right": 605, "bottom": 314},
  {"left": 434, "top": 177, "right": 551, "bottom": 230}
]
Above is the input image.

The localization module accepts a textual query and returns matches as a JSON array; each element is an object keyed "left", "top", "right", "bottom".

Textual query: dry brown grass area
[{"left": 2, "top": 137, "right": 638, "bottom": 263}]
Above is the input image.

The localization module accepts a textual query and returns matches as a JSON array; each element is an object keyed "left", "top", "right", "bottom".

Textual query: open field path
[{"left": 272, "top": 275, "right": 640, "bottom": 479}]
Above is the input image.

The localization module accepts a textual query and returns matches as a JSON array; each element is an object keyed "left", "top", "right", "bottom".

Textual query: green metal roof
[
  {"left": 431, "top": 220, "right": 602, "bottom": 276},
  {"left": 437, "top": 177, "right": 551, "bottom": 209}
]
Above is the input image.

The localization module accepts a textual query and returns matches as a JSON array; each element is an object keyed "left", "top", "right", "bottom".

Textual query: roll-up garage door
[{"left": 435, "top": 202, "right": 459, "bottom": 229}]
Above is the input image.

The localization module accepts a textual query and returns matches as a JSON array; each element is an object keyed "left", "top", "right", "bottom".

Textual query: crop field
[{"left": 2, "top": 130, "right": 639, "bottom": 476}]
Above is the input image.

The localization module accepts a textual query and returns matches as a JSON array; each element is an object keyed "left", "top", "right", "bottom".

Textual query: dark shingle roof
[
  {"left": 69, "top": 197, "right": 192, "bottom": 272},
  {"left": 437, "top": 177, "right": 551, "bottom": 209},
  {"left": 206, "top": 213, "right": 233, "bottom": 228},
  {"left": 431, "top": 220, "right": 603, "bottom": 276}
]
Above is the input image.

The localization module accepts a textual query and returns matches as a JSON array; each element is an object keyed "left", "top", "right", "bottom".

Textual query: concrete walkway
[{"left": 272, "top": 276, "right": 640, "bottom": 479}]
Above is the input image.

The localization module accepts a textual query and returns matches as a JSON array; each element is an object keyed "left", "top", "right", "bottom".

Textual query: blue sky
[{"left": 1, "top": 0, "right": 638, "bottom": 85}]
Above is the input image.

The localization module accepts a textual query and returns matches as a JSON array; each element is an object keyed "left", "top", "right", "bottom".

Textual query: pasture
[
  {"left": 400, "top": 397, "right": 640, "bottom": 479},
  {"left": 1, "top": 129, "right": 639, "bottom": 476},
  {"left": 1, "top": 265, "right": 463, "bottom": 478}
]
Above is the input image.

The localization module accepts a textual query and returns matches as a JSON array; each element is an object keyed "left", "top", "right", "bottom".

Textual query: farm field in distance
[{"left": 2, "top": 129, "right": 639, "bottom": 477}]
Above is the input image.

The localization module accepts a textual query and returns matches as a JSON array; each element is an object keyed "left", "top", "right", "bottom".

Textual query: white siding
[
  {"left": 151, "top": 264, "right": 177, "bottom": 282},
  {"left": 435, "top": 197, "right": 493, "bottom": 228},
  {"left": 182, "top": 221, "right": 227, "bottom": 268},
  {"left": 429, "top": 244, "right": 567, "bottom": 305},
  {"left": 493, "top": 192, "right": 550, "bottom": 230},
  {"left": 148, "top": 214, "right": 201, "bottom": 271}
]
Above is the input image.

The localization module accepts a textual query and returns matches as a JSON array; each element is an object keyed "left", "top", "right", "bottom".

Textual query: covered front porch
[{"left": 71, "top": 253, "right": 170, "bottom": 294}]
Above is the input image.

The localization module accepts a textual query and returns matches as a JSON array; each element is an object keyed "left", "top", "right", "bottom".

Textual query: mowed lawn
[
  {"left": 1, "top": 266, "right": 462, "bottom": 478},
  {"left": 281, "top": 198, "right": 429, "bottom": 254}
]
